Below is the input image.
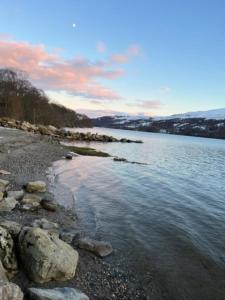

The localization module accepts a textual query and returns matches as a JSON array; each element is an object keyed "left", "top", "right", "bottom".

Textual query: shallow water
[{"left": 53, "top": 128, "right": 225, "bottom": 300}]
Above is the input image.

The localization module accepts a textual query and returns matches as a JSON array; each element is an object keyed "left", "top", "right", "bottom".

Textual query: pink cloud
[
  {"left": 139, "top": 100, "right": 162, "bottom": 109},
  {"left": 110, "top": 44, "right": 142, "bottom": 64},
  {"left": 0, "top": 36, "right": 126, "bottom": 100}
]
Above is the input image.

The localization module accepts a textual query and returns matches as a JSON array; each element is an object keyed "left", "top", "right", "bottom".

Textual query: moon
[{"left": 72, "top": 23, "right": 76, "bottom": 28}]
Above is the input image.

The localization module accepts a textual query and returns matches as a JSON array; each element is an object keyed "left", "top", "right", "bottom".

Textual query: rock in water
[
  {"left": 0, "top": 197, "right": 17, "bottom": 212},
  {"left": 0, "top": 192, "right": 4, "bottom": 201},
  {"left": 0, "top": 282, "right": 23, "bottom": 300},
  {"left": 0, "top": 226, "right": 18, "bottom": 277},
  {"left": 32, "top": 218, "right": 59, "bottom": 236},
  {"left": 27, "top": 287, "right": 89, "bottom": 300},
  {"left": 7, "top": 190, "right": 24, "bottom": 200},
  {"left": 18, "top": 227, "right": 79, "bottom": 283},
  {"left": 25, "top": 181, "right": 46, "bottom": 193},
  {"left": 41, "top": 199, "right": 58, "bottom": 212},
  {"left": 78, "top": 238, "right": 113, "bottom": 257},
  {"left": 66, "top": 153, "right": 73, "bottom": 160},
  {"left": 21, "top": 194, "right": 42, "bottom": 206},
  {"left": 0, "top": 179, "right": 9, "bottom": 193}
]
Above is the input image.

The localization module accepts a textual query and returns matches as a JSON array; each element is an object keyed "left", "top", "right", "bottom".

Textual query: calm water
[{"left": 52, "top": 128, "right": 225, "bottom": 300}]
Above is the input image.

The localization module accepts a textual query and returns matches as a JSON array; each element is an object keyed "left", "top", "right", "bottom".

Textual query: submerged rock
[
  {"left": 78, "top": 238, "right": 113, "bottom": 257},
  {"left": 66, "top": 153, "right": 73, "bottom": 160},
  {"left": 27, "top": 287, "right": 89, "bottom": 300},
  {"left": 0, "top": 197, "right": 17, "bottom": 212},
  {"left": 32, "top": 218, "right": 59, "bottom": 232},
  {"left": 59, "top": 228, "right": 80, "bottom": 244},
  {"left": 25, "top": 181, "right": 46, "bottom": 193},
  {"left": 19, "top": 227, "right": 79, "bottom": 283},
  {"left": 0, "top": 226, "right": 18, "bottom": 277},
  {"left": 41, "top": 199, "right": 58, "bottom": 212},
  {"left": 0, "top": 192, "right": 4, "bottom": 201}
]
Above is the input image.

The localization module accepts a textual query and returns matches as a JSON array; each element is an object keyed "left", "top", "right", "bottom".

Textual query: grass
[{"left": 64, "top": 145, "right": 110, "bottom": 157}]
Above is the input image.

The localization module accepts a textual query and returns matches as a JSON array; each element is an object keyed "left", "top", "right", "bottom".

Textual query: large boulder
[
  {"left": 0, "top": 226, "right": 18, "bottom": 277},
  {"left": 78, "top": 238, "right": 113, "bottom": 257},
  {"left": 0, "top": 197, "right": 17, "bottom": 212},
  {"left": 25, "top": 181, "right": 46, "bottom": 193},
  {"left": 27, "top": 287, "right": 89, "bottom": 300},
  {"left": 0, "top": 180, "right": 9, "bottom": 193},
  {"left": 18, "top": 227, "right": 79, "bottom": 283}
]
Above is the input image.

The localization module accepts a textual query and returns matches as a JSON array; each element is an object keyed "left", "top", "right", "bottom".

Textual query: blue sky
[{"left": 0, "top": 0, "right": 225, "bottom": 117}]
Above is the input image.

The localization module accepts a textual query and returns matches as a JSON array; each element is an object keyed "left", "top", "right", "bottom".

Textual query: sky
[{"left": 0, "top": 0, "right": 225, "bottom": 117}]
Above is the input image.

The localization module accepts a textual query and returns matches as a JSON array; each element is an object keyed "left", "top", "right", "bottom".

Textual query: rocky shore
[
  {"left": 0, "top": 127, "right": 146, "bottom": 299},
  {"left": 0, "top": 117, "right": 143, "bottom": 144}
]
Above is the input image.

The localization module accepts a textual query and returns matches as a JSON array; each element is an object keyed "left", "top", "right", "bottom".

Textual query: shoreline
[{"left": 0, "top": 127, "right": 146, "bottom": 299}]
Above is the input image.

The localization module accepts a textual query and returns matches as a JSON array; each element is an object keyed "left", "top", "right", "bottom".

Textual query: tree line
[{"left": 0, "top": 68, "right": 92, "bottom": 128}]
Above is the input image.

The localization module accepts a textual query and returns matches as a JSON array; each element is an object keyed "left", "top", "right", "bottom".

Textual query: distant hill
[
  {"left": 0, "top": 68, "right": 92, "bottom": 128},
  {"left": 92, "top": 109, "right": 225, "bottom": 139}
]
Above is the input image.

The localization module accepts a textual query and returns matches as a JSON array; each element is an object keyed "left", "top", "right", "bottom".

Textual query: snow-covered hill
[{"left": 155, "top": 108, "right": 225, "bottom": 121}]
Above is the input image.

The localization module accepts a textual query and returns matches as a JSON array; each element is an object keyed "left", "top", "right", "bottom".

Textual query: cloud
[
  {"left": 76, "top": 108, "right": 127, "bottom": 118},
  {"left": 96, "top": 41, "right": 107, "bottom": 53},
  {"left": 0, "top": 36, "right": 128, "bottom": 100},
  {"left": 135, "top": 100, "right": 162, "bottom": 109},
  {"left": 110, "top": 44, "right": 141, "bottom": 64},
  {"left": 160, "top": 86, "right": 171, "bottom": 93}
]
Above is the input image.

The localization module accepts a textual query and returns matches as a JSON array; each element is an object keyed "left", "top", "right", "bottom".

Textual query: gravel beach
[{"left": 0, "top": 127, "right": 146, "bottom": 300}]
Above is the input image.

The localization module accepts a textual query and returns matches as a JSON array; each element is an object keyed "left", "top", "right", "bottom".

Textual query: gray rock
[
  {"left": 27, "top": 287, "right": 89, "bottom": 300},
  {"left": 0, "top": 282, "right": 23, "bottom": 300},
  {"left": 78, "top": 238, "right": 113, "bottom": 257},
  {"left": 32, "top": 218, "right": 59, "bottom": 231},
  {"left": 0, "top": 260, "right": 8, "bottom": 283},
  {"left": 0, "top": 221, "right": 22, "bottom": 237},
  {"left": 7, "top": 190, "right": 24, "bottom": 200},
  {"left": 26, "top": 181, "right": 46, "bottom": 193},
  {"left": 59, "top": 229, "right": 80, "bottom": 244},
  {"left": 0, "top": 226, "right": 18, "bottom": 277},
  {"left": 41, "top": 199, "right": 58, "bottom": 212},
  {"left": 66, "top": 153, "right": 73, "bottom": 160},
  {"left": 21, "top": 194, "right": 42, "bottom": 209},
  {"left": 0, "top": 179, "right": 9, "bottom": 193},
  {"left": 0, "top": 197, "right": 17, "bottom": 212},
  {"left": 18, "top": 227, "right": 79, "bottom": 283},
  {"left": 0, "top": 192, "right": 4, "bottom": 201}
]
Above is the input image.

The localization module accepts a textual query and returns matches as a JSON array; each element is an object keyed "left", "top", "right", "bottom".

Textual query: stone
[
  {"left": 32, "top": 218, "right": 59, "bottom": 232},
  {"left": 0, "top": 226, "right": 18, "bottom": 277},
  {"left": 41, "top": 199, "right": 58, "bottom": 212},
  {"left": 59, "top": 229, "right": 80, "bottom": 244},
  {"left": 0, "top": 192, "right": 4, "bottom": 201},
  {"left": 0, "top": 221, "right": 22, "bottom": 237},
  {"left": 0, "top": 170, "right": 11, "bottom": 175},
  {"left": 0, "top": 282, "right": 23, "bottom": 300},
  {"left": 0, "top": 260, "right": 8, "bottom": 283},
  {"left": 0, "top": 197, "right": 17, "bottom": 212},
  {"left": 21, "top": 194, "right": 42, "bottom": 208},
  {"left": 26, "top": 181, "right": 46, "bottom": 193},
  {"left": 66, "top": 153, "right": 73, "bottom": 160},
  {"left": 20, "top": 203, "right": 39, "bottom": 212},
  {"left": 27, "top": 287, "right": 89, "bottom": 300},
  {"left": 18, "top": 227, "right": 79, "bottom": 283},
  {"left": 0, "top": 179, "right": 9, "bottom": 193},
  {"left": 78, "top": 238, "right": 113, "bottom": 257},
  {"left": 7, "top": 190, "right": 24, "bottom": 200}
]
